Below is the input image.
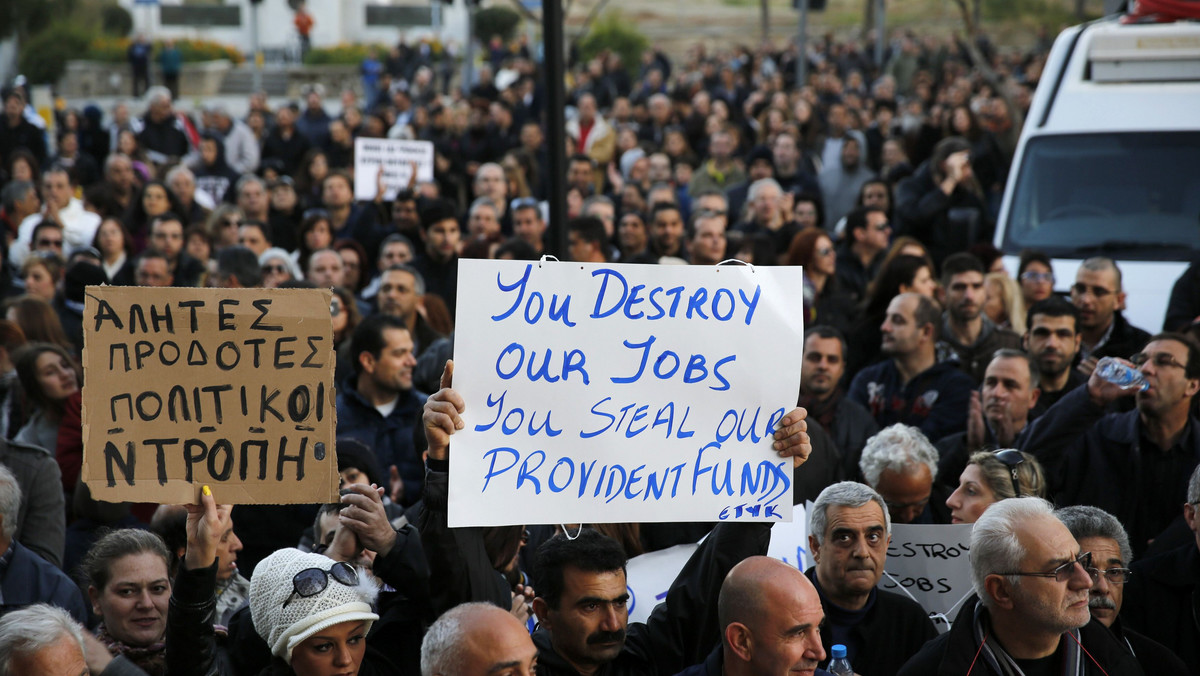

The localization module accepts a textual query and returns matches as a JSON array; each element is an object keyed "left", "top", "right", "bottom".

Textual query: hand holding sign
[
  {"left": 772, "top": 408, "right": 812, "bottom": 467},
  {"left": 423, "top": 360, "right": 465, "bottom": 462},
  {"left": 184, "top": 486, "right": 234, "bottom": 572}
]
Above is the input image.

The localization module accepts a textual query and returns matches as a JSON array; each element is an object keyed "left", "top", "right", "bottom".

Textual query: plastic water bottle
[
  {"left": 1095, "top": 357, "right": 1148, "bottom": 391},
  {"left": 829, "top": 644, "right": 854, "bottom": 676}
]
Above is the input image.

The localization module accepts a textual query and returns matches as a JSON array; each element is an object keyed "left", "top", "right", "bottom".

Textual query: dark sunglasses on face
[{"left": 262, "top": 264, "right": 287, "bottom": 275}]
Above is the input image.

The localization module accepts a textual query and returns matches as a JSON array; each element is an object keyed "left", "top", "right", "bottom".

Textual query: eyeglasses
[
  {"left": 1086, "top": 566, "right": 1132, "bottom": 585},
  {"left": 330, "top": 298, "right": 342, "bottom": 316},
  {"left": 303, "top": 208, "right": 330, "bottom": 220},
  {"left": 222, "top": 218, "right": 240, "bottom": 228},
  {"left": 1020, "top": 271, "right": 1054, "bottom": 283},
  {"left": 35, "top": 238, "right": 63, "bottom": 249},
  {"left": 817, "top": 246, "right": 834, "bottom": 256},
  {"left": 1130, "top": 352, "right": 1187, "bottom": 370},
  {"left": 993, "top": 449, "right": 1025, "bottom": 498},
  {"left": 262, "top": 264, "right": 287, "bottom": 275},
  {"left": 282, "top": 561, "right": 358, "bottom": 608},
  {"left": 873, "top": 222, "right": 891, "bottom": 232},
  {"left": 1072, "top": 283, "right": 1115, "bottom": 298},
  {"left": 999, "top": 551, "right": 1094, "bottom": 583}
]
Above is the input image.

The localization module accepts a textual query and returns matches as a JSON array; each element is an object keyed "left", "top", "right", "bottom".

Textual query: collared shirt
[{"left": 1080, "top": 318, "right": 1117, "bottom": 362}]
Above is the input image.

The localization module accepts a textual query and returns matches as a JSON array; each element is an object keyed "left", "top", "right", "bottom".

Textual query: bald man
[
  {"left": 675, "top": 557, "right": 831, "bottom": 676},
  {"left": 421, "top": 602, "right": 538, "bottom": 676}
]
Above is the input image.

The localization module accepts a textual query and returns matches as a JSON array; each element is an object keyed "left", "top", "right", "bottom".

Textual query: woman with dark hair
[
  {"left": 295, "top": 149, "right": 330, "bottom": 210},
  {"left": 6, "top": 295, "right": 75, "bottom": 353},
  {"left": 333, "top": 239, "right": 369, "bottom": 293},
  {"left": 93, "top": 217, "right": 137, "bottom": 285},
  {"left": 331, "top": 285, "right": 363, "bottom": 385},
  {"left": 945, "top": 104, "right": 1007, "bottom": 211},
  {"left": 12, "top": 342, "right": 80, "bottom": 452},
  {"left": 4, "top": 147, "right": 39, "bottom": 184},
  {"left": 124, "top": 180, "right": 186, "bottom": 251},
  {"left": 295, "top": 210, "right": 333, "bottom": 274},
  {"left": 785, "top": 228, "right": 855, "bottom": 333},
  {"left": 894, "top": 136, "right": 991, "bottom": 268},
  {"left": 845, "top": 253, "right": 939, "bottom": 377}
]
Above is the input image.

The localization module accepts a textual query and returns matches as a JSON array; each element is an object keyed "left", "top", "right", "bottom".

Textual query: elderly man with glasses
[
  {"left": 1021, "top": 331, "right": 1200, "bottom": 559},
  {"left": 900, "top": 497, "right": 1142, "bottom": 676},
  {"left": 1056, "top": 505, "right": 1190, "bottom": 674}
]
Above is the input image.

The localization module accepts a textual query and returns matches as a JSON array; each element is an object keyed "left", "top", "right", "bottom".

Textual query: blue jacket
[
  {"left": 0, "top": 541, "right": 88, "bottom": 624},
  {"left": 335, "top": 379, "right": 428, "bottom": 505},
  {"left": 848, "top": 359, "right": 974, "bottom": 442}
]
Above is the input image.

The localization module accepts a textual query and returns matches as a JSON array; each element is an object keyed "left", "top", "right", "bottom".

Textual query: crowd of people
[{"left": 0, "top": 17, "right": 1199, "bottom": 676}]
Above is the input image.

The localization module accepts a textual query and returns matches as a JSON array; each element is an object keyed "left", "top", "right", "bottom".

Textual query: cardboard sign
[
  {"left": 625, "top": 504, "right": 811, "bottom": 624},
  {"left": 353, "top": 138, "right": 435, "bottom": 201},
  {"left": 81, "top": 287, "right": 339, "bottom": 505},
  {"left": 449, "top": 259, "right": 806, "bottom": 527},
  {"left": 879, "top": 523, "right": 976, "bottom": 633}
]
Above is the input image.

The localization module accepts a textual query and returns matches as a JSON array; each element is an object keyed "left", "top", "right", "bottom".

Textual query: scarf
[
  {"left": 95, "top": 624, "right": 166, "bottom": 676},
  {"left": 970, "top": 603, "right": 1084, "bottom": 676},
  {"left": 798, "top": 388, "right": 843, "bottom": 432}
]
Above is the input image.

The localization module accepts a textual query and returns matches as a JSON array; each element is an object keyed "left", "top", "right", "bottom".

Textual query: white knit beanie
[{"left": 250, "top": 548, "right": 380, "bottom": 663}]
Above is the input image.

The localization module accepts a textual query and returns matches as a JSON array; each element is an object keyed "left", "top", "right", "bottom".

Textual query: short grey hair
[
  {"left": 810, "top": 481, "right": 891, "bottom": 545},
  {"left": 165, "top": 164, "right": 195, "bottom": 185},
  {"left": 858, "top": 424, "right": 939, "bottom": 489},
  {"left": 236, "top": 174, "right": 267, "bottom": 197},
  {"left": 970, "top": 497, "right": 1056, "bottom": 609},
  {"left": 1055, "top": 506, "right": 1131, "bottom": 566},
  {"left": 1188, "top": 464, "right": 1200, "bottom": 505},
  {"left": 386, "top": 263, "right": 426, "bottom": 296},
  {"left": 0, "top": 604, "right": 85, "bottom": 676},
  {"left": 0, "top": 465, "right": 21, "bottom": 541},
  {"left": 747, "top": 178, "right": 783, "bottom": 203},
  {"left": 145, "top": 85, "right": 172, "bottom": 105},
  {"left": 468, "top": 196, "right": 498, "bottom": 219},
  {"left": 421, "top": 602, "right": 493, "bottom": 676}
]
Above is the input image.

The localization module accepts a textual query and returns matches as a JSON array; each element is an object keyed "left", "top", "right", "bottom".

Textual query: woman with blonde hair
[
  {"left": 983, "top": 271, "right": 1027, "bottom": 334},
  {"left": 945, "top": 449, "right": 1047, "bottom": 524}
]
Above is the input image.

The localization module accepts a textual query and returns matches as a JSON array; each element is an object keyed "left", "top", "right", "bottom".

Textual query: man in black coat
[
  {"left": 1070, "top": 257, "right": 1151, "bottom": 376},
  {"left": 899, "top": 497, "right": 1143, "bottom": 676},
  {"left": 1121, "top": 465, "right": 1200, "bottom": 674},
  {"left": 1056, "top": 505, "right": 1191, "bottom": 675},
  {"left": 798, "top": 326, "right": 879, "bottom": 482},
  {"left": 806, "top": 481, "right": 937, "bottom": 676}
]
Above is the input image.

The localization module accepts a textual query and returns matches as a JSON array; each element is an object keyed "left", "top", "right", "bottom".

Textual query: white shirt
[{"left": 10, "top": 197, "right": 102, "bottom": 267}]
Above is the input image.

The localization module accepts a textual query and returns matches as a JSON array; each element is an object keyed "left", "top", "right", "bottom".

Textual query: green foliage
[
  {"left": 84, "top": 37, "right": 244, "bottom": 64},
  {"left": 18, "top": 22, "right": 94, "bottom": 84},
  {"left": 475, "top": 6, "right": 522, "bottom": 45},
  {"left": 577, "top": 11, "right": 649, "bottom": 79},
  {"left": 100, "top": 3, "right": 134, "bottom": 37},
  {"left": 982, "top": 0, "right": 1076, "bottom": 24},
  {"left": 0, "top": 0, "right": 79, "bottom": 41},
  {"left": 303, "top": 43, "right": 389, "bottom": 65}
]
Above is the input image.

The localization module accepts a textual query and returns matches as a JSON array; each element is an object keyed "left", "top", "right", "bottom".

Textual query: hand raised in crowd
[
  {"left": 338, "top": 483, "right": 397, "bottom": 556},
  {"left": 388, "top": 464, "right": 404, "bottom": 504},
  {"left": 184, "top": 485, "right": 234, "bottom": 571},
  {"left": 510, "top": 583, "right": 535, "bottom": 624},
  {"left": 606, "top": 161, "right": 624, "bottom": 194},
  {"left": 772, "top": 407, "right": 812, "bottom": 468},
  {"left": 966, "top": 389, "right": 986, "bottom": 450},
  {"left": 423, "top": 359, "right": 465, "bottom": 462}
]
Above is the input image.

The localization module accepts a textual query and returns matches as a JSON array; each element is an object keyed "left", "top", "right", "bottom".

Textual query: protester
[{"left": 944, "top": 450, "right": 1046, "bottom": 524}]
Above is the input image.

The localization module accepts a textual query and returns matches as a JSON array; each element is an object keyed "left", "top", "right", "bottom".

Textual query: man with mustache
[
  {"left": 805, "top": 482, "right": 936, "bottom": 676},
  {"left": 1056, "top": 505, "right": 1189, "bottom": 674},
  {"left": 939, "top": 253, "right": 1022, "bottom": 384},
  {"left": 1024, "top": 297, "right": 1086, "bottom": 419},
  {"left": 899, "top": 498, "right": 1142, "bottom": 676},
  {"left": 674, "top": 557, "right": 830, "bottom": 676}
]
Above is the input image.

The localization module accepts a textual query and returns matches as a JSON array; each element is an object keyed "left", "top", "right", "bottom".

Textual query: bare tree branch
[
  {"left": 573, "top": 0, "right": 613, "bottom": 42},
  {"left": 506, "top": 0, "right": 540, "bottom": 21},
  {"left": 951, "top": 0, "right": 1025, "bottom": 139}
]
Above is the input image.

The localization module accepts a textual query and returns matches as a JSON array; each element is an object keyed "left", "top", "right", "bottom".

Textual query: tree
[{"left": 0, "top": 0, "right": 79, "bottom": 42}]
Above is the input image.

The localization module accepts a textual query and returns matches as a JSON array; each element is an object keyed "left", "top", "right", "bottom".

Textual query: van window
[{"left": 1001, "top": 131, "right": 1200, "bottom": 260}]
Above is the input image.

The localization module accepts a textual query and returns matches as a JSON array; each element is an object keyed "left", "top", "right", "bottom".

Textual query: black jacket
[
  {"left": 1122, "top": 544, "right": 1200, "bottom": 674},
  {"left": 1087, "top": 311, "right": 1151, "bottom": 364},
  {"left": 894, "top": 161, "right": 991, "bottom": 269},
  {"left": 1020, "top": 386, "right": 1200, "bottom": 557},
  {"left": 533, "top": 521, "right": 772, "bottom": 676},
  {"left": 898, "top": 595, "right": 1144, "bottom": 676},
  {"left": 806, "top": 568, "right": 937, "bottom": 676},
  {"left": 1109, "top": 617, "right": 1190, "bottom": 676}
]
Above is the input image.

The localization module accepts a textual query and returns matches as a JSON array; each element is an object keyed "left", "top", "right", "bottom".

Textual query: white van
[{"left": 994, "top": 15, "right": 1200, "bottom": 332}]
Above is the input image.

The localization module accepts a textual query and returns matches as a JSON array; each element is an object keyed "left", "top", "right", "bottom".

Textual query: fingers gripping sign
[
  {"left": 423, "top": 359, "right": 465, "bottom": 461},
  {"left": 772, "top": 407, "right": 811, "bottom": 468}
]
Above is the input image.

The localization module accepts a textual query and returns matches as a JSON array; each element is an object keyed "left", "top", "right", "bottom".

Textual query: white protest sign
[
  {"left": 353, "top": 138, "right": 434, "bottom": 201},
  {"left": 625, "top": 504, "right": 809, "bottom": 624},
  {"left": 878, "top": 523, "right": 975, "bottom": 633},
  {"left": 625, "top": 544, "right": 697, "bottom": 624},
  {"left": 450, "top": 259, "right": 805, "bottom": 527}
]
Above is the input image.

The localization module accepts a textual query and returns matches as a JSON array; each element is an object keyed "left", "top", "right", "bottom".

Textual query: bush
[
  {"left": 577, "top": 11, "right": 648, "bottom": 79},
  {"left": 100, "top": 3, "right": 133, "bottom": 36},
  {"left": 19, "top": 22, "right": 94, "bottom": 84},
  {"left": 475, "top": 6, "right": 522, "bottom": 45},
  {"left": 86, "top": 37, "right": 244, "bottom": 64},
  {"left": 303, "top": 43, "right": 389, "bottom": 66}
]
